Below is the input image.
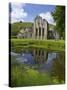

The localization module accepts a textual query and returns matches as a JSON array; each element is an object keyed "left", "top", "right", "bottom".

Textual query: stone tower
[{"left": 33, "top": 16, "right": 48, "bottom": 40}]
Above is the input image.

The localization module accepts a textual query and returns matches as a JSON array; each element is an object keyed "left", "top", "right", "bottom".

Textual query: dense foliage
[{"left": 52, "top": 6, "right": 65, "bottom": 39}]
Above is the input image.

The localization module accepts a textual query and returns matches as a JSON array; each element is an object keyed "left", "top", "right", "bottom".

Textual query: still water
[{"left": 11, "top": 48, "right": 65, "bottom": 83}]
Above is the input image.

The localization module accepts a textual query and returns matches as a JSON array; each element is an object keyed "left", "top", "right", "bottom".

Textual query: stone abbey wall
[{"left": 33, "top": 16, "right": 48, "bottom": 40}]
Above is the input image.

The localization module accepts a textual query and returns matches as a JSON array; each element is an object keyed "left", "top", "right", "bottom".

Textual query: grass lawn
[{"left": 11, "top": 39, "right": 65, "bottom": 51}]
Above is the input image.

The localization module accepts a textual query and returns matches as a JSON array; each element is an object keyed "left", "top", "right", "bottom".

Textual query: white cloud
[
  {"left": 39, "top": 12, "right": 55, "bottom": 25},
  {"left": 10, "top": 3, "right": 28, "bottom": 23}
]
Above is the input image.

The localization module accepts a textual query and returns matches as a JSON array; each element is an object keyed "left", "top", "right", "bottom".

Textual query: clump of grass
[{"left": 11, "top": 63, "right": 64, "bottom": 87}]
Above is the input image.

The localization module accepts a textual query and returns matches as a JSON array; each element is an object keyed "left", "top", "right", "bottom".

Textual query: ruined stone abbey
[
  {"left": 17, "top": 16, "right": 59, "bottom": 39},
  {"left": 33, "top": 16, "right": 48, "bottom": 39}
]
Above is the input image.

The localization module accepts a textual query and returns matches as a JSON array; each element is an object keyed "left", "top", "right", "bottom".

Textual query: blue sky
[{"left": 10, "top": 3, "right": 56, "bottom": 25}]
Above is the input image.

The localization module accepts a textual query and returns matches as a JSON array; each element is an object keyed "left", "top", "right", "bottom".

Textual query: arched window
[
  {"left": 42, "top": 28, "right": 44, "bottom": 37},
  {"left": 36, "top": 28, "right": 38, "bottom": 36},
  {"left": 39, "top": 27, "right": 41, "bottom": 36}
]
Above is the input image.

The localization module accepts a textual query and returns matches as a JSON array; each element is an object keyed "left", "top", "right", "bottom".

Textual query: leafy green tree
[{"left": 52, "top": 6, "right": 65, "bottom": 39}]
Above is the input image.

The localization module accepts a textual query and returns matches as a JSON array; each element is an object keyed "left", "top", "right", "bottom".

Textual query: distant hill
[{"left": 10, "top": 22, "right": 33, "bottom": 37}]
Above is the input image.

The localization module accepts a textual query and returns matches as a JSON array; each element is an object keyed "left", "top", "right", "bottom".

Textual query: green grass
[
  {"left": 11, "top": 63, "right": 64, "bottom": 87},
  {"left": 11, "top": 39, "right": 65, "bottom": 52}
]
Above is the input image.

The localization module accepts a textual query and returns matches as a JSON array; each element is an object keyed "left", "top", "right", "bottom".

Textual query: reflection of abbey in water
[
  {"left": 17, "top": 16, "right": 59, "bottom": 39},
  {"left": 32, "top": 49, "right": 47, "bottom": 64},
  {"left": 22, "top": 49, "right": 57, "bottom": 65},
  {"left": 25, "top": 49, "right": 47, "bottom": 64}
]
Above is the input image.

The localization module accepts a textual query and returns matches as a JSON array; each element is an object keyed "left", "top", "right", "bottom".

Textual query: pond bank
[{"left": 11, "top": 39, "right": 65, "bottom": 52}]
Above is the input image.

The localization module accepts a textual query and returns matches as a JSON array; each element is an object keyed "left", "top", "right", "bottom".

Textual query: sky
[{"left": 9, "top": 3, "right": 56, "bottom": 25}]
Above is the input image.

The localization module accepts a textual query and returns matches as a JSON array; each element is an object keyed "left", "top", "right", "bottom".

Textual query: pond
[{"left": 11, "top": 48, "right": 65, "bottom": 87}]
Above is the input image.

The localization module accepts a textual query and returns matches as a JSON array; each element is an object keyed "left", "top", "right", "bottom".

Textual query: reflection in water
[
  {"left": 32, "top": 49, "right": 47, "bottom": 64},
  {"left": 11, "top": 48, "right": 65, "bottom": 83},
  {"left": 39, "top": 52, "right": 57, "bottom": 72}
]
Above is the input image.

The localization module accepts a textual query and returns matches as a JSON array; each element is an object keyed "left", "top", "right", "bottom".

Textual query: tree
[{"left": 52, "top": 6, "right": 65, "bottom": 39}]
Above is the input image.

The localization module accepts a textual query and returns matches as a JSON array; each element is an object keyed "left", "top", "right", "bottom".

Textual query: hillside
[{"left": 10, "top": 22, "right": 33, "bottom": 37}]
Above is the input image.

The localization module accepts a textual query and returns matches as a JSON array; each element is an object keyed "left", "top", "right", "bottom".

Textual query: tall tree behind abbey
[{"left": 52, "top": 6, "right": 65, "bottom": 39}]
